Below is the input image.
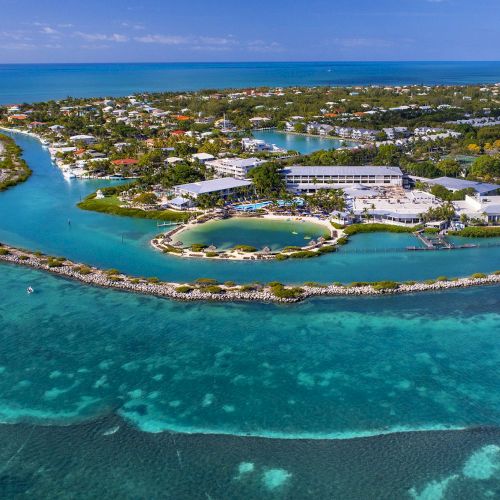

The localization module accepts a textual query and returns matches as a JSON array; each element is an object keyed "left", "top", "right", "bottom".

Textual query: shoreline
[
  {"left": 1, "top": 242, "right": 499, "bottom": 304},
  {"left": 154, "top": 213, "right": 339, "bottom": 261}
]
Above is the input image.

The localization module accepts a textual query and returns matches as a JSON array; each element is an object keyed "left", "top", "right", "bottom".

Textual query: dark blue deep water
[{"left": 1, "top": 61, "right": 500, "bottom": 104}]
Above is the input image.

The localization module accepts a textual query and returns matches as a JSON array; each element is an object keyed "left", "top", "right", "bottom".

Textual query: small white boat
[
  {"left": 292, "top": 231, "right": 298, "bottom": 235},
  {"left": 27, "top": 286, "right": 34, "bottom": 294},
  {"left": 63, "top": 169, "right": 76, "bottom": 180}
]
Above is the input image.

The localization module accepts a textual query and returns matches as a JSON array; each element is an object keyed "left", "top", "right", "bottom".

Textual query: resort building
[
  {"left": 206, "top": 157, "right": 264, "bottom": 180},
  {"left": 173, "top": 177, "right": 253, "bottom": 206},
  {"left": 425, "top": 177, "right": 499, "bottom": 196},
  {"left": 281, "top": 166, "right": 404, "bottom": 194},
  {"left": 353, "top": 190, "right": 440, "bottom": 225},
  {"left": 453, "top": 195, "right": 500, "bottom": 225}
]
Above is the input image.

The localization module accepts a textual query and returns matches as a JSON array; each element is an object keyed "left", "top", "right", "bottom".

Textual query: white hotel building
[
  {"left": 281, "top": 166, "right": 404, "bottom": 194},
  {"left": 206, "top": 157, "right": 264, "bottom": 180}
]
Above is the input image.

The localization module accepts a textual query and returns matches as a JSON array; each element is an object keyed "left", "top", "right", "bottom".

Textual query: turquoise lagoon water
[
  {"left": 1, "top": 61, "right": 500, "bottom": 104},
  {"left": 252, "top": 130, "right": 357, "bottom": 155},
  {"left": 0, "top": 262, "right": 499, "bottom": 439},
  {"left": 1, "top": 132, "right": 499, "bottom": 285},
  {"left": 173, "top": 218, "right": 329, "bottom": 251}
]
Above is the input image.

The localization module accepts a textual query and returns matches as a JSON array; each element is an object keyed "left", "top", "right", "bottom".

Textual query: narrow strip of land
[
  {"left": 1, "top": 243, "right": 498, "bottom": 304},
  {"left": 0, "top": 133, "right": 31, "bottom": 191}
]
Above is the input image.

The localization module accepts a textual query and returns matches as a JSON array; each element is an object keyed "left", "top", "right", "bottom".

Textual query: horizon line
[{"left": 1, "top": 59, "right": 500, "bottom": 66}]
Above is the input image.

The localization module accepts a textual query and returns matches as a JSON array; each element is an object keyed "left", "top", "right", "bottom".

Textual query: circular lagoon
[{"left": 172, "top": 217, "right": 330, "bottom": 251}]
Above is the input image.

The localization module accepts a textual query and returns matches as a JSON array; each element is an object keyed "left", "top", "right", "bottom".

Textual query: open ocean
[{"left": 0, "top": 61, "right": 499, "bottom": 104}]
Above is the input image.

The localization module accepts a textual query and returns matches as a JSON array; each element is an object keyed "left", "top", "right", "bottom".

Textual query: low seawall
[{"left": 1, "top": 243, "right": 499, "bottom": 304}]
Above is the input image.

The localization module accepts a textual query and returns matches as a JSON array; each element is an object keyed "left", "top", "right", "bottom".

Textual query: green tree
[
  {"left": 437, "top": 158, "right": 461, "bottom": 177},
  {"left": 470, "top": 155, "right": 500, "bottom": 179},
  {"left": 248, "top": 162, "right": 285, "bottom": 198}
]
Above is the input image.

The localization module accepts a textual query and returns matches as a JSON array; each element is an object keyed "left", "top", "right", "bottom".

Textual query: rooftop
[
  {"left": 426, "top": 176, "right": 499, "bottom": 194},
  {"left": 175, "top": 177, "right": 252, "bottom": 195},
  {"left": 282, "top": 166, "right": 403, "bottom": 176}
]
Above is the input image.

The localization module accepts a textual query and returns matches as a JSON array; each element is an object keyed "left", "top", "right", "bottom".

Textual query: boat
[
  {"left": 62, "top": 169, "right": 76, "bottom": 179},
  {"left": 27, "top": 286, "right": 34, "bottom": 294},
  {"left": 292, "top": 231, "right": 298, "bottom": 235}
]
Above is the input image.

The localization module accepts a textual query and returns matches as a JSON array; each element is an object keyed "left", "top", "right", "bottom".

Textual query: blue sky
[{"left": 0, "top": 0, "right": 498, "bottom": 63}]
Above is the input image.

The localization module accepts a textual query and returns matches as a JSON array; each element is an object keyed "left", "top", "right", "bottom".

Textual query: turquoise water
[
  {"left": 174, "top": 218, "right": 328, "bottom": 251},
  {"left": 252, "top": 130, "right": 357, "bottom": 154},
  {"left": 1, "top": 132, "right": 499, "bottom": 285},
  {"left": 1, "top": 262, "right": 499, "bottom": 439},
  {"left": 0, "top": 133, "right": 499, "bottom": 498},
  {"left": 1, "top": 61, "right": 500, "bottom": 104}
]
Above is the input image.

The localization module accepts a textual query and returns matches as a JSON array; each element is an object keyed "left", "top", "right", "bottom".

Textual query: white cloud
[
  {"left": 41, "top": 26, "right": 59, "bottom": 35},
  {"left": 134, "top": 34, "right": 190, "bottom": 45},
  {"left": 75, "top": 32, "right": 128, "bottom": 43},
  {"left": 332, "top": 37, "right": 394, "bottom": 48}
]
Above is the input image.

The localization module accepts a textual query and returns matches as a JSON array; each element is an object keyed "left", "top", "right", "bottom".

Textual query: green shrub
[
  {"left": 493, "top": 270, "right": 500, "bottom": 275},
  {"left": 18, "top": 255, "right": 29, "bottom": 260},
  {"left": 239, "top": 284, "right": 257, "bottom": 292},
  {"left": 336, "top": 237, "right": 349, "bottom": 245},
  {"left": 105, "top": 268, "right": 120, "bottom": 276},
  {"left": 162, "top": 245, "right": 183, "bottom": 254},
  {"left": 130, "top": 278, "right": 140, "bottom": 284},
  {"left": 0, "top": 248, "right": 10, "bottom": 255},
  {"left": 147, "top": 277, "right": 160, "bottom": 284},
  {"left": 344, "top": 223, "right": 417, "bottom": 236},
  {"left": 274, "top": 253, "right": 289, "bottom": 261},
  {"left": 404, "top": 280, "right": 417, "bottom": 285},
  {"left": 331, "top": 221, "right": 345, "bottom": 229},
  {"left": 304, "top": 281, "right": 327, "bottom": 288},
  {"left": 76, "top": 265, "right": 92, "bottom": 275},
  {"left": 269, "top": 283, "right": 304, "bottom": 299},
  {"left": 205, "top": 252, "right": 218, "bottom": 257},
  {"left": 316, "top": 245, "right": 337, "bottom": 254},
  {"left": 423, "top": 228, "right": 440, "bottom": 234},
  {"left": 205, "top": 285, "right": 223, "bottom": 294},
  {"left": 282, "top": 246, "right": 303, "bottom": 253},
  {"left": 195, "top": 278, "right": 218, "bottom": 287},
  {"left": 47, "top": 258, "right": 63, "bottom": 268},
  {"left": 288, "top": 250, "right": 318, "bottom": 259},
  {"left": 471, "top": 273, "right": 486, "bottom": 279},
  {"left": 436, "top": 276, "right": 448, "bottom": 281},
  {"left": 175, "top": 285, "right": 193, "bottom": 293},
  {"left": 190, "top": 243, "right": 207, "bottom": 252},
  {"left": 233, "top": 244, "right": 257, "bottom": 252},
  {"left": 372, "top": 281, "right": 399, "bottom": 291},
  {"left": 224, "top": 281, "right": 236, "bottom": 287},
  {"left": 449, "top": 227, "right": 500, "bottom": 238},
  {"left": 349, "top": 282, "right": 370, "bottom": 287},
  {"left": 424, "top": 279, "right": 436, "bottom": 285}
]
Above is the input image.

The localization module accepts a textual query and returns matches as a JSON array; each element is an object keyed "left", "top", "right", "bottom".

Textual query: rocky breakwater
[{"left": 1, "top": 243, "right": 499, "bottom": 304}]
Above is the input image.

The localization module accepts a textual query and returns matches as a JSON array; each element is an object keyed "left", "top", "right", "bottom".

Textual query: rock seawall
[{"left": 1, "top": 243, "right": 499, "bottom": 304}]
